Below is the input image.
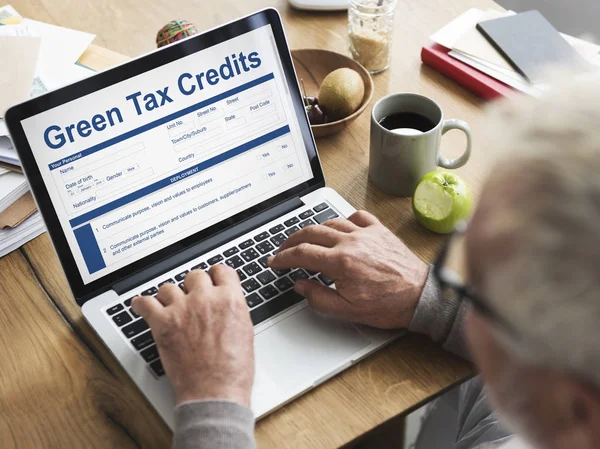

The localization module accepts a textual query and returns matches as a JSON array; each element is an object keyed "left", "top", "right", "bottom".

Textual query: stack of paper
[
  {"left": 0, "top": 212, "right": 45, "bottom": 258},
  {"left": 0, "top": 4, "right": 96, "bottom": 257},
  {"left": 428, "top": 8, "right": 600, "bottom": 98},
  {"left": 0, "top": 136, "right": 18, "bottom": 166},
  {"left": 0, "top": 170, "right": 28, "bottom": 211},
  {"left": 0, "top": 169, "right": 45, "bottom": 258}
]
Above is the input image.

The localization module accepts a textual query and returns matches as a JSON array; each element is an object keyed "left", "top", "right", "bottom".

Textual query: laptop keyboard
[{"left": 104, "top": 202, "right": 338, "bottom": 378}]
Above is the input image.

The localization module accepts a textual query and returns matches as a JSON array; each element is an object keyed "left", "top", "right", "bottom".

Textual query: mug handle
[{"left": 437, "top": 119, "right": 472, "bottom": 169}]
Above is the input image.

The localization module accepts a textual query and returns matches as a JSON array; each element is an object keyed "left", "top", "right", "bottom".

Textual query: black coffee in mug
[{"left": 378, "top": 112, "right": 436, "bottom": 133}]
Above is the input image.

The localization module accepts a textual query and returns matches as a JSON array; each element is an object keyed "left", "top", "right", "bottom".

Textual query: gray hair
[{"left": 470, "top": 75, "right": 600, "bottom": 388}]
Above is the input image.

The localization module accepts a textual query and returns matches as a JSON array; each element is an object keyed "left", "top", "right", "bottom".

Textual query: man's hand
[
  {"left": 131, "top": 265, "right": 254, "bottom": 407},
  {"left": 269, "top": 210, "right": 428, "bottom": 329}
]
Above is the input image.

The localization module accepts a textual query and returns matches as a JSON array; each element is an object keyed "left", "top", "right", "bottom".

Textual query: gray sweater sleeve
[
  {"left": 409, "top": 266, "right": 472, "bottom": 361},
  {"left": 173, "top": 400, "right": 255, "bottom": 449}
]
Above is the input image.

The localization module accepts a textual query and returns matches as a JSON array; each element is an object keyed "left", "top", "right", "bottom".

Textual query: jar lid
[{"left": 349, "top": 0, "right": 397, "bottom": 15}]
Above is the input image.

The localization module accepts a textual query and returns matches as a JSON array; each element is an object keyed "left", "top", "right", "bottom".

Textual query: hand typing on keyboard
[
  {"left": 268, "top": 210, "right": 429, "bottom": 329},
  {"left": 132, "top": 265, "right": 254, "bottom": 406}
]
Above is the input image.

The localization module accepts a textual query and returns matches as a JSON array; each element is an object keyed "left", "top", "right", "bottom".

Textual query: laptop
[{"left": 5, "top": 8, "right": 399, "bottom": 427}]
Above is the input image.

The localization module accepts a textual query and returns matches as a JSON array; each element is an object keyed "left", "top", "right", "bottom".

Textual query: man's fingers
[
  {"left": 279, "top": 224, "right": 343, "bottom": 252},
  {"left": 348, "top": 210, "right": 380, "bottom": 228},
  {"left": 208, "top": 264, "right": 239, "bottom": 287},
  {"left": 185, "top": 269, "right": 213, "bottom": 292},
  {"left": 269, "top": 243, "right": 335, "bottom": 273},
  {"left": 155, "top": 282, "right": 184, "bottom": 306},
  {"left": 321, "top": 218, "right": 359, "bottom": 233},
  {"left": 131, "top": 295, "right": 164, "bottom": 326},
  {"left": 295, "top": 280, "right": 354, "bottom": 320}
]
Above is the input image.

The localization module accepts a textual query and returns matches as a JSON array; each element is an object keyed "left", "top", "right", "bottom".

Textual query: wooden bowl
[{"left": 291, "top": 49, "right": 374, "bottom": 138}]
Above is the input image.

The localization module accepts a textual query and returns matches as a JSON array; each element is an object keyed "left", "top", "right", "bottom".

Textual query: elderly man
[{"left": 132, "top": 78, "right": 600, "bottom": 449}]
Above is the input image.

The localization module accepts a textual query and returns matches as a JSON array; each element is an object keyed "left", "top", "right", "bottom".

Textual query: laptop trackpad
[{"left": 255, "top": 308, "right": 370, "bottom": 392}]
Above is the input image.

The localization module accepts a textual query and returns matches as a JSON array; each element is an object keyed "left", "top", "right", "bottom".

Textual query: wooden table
[{"left": 1, "top": 0, "right": 502, "bottom": 447}]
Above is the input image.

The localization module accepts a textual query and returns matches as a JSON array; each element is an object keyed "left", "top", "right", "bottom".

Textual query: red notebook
[{"left": 421, "top": 43, "right": 515, "bottom": 100}]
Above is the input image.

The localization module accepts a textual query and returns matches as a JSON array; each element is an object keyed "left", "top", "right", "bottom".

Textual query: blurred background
[{"left": 498, "top": 0, "right": 598, "bottom": 39}]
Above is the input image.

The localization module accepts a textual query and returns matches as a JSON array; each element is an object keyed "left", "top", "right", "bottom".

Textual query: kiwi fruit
[{"left": 318, "top": 68, "right": 365, "bottom": 121}]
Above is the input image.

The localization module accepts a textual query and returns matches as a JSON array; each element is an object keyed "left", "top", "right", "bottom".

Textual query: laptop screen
[{"left": 19, "top": 23, "right": 314, "bottom": 284}]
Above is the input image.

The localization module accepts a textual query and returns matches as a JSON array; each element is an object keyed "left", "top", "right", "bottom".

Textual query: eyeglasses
[{"left": 432, "top": 223, "right": 518, "bottom": 337}]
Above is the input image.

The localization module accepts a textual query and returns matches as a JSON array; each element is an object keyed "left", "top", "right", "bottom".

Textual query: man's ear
[{"left": 562, "top": 378, "right": 600, "bottom": 448}]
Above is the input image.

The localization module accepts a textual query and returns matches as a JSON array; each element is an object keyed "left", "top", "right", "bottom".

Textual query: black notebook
[{"left": 476, "top": 10, "right": 590, "bottom": 83}]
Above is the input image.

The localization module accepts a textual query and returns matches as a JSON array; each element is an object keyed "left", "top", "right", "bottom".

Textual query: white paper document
[
  {"left": 0, "top": 119, "right": 8, "bottom": 137},
  {"left": 0, "top": 22, "right": 29, "bottom": 36},
  {"left": 20, "top": 19, "right": 95, "bottom": 91},
  {"left": 0, "top": 4, "right": 22, "bottom": 24},
  {"left": 430, "top": 8, "right": 490, "bottom": 49},
  {"left": 54, "top": 63, "right": 96, "bottom": 88},
  {"left": 0, "top": 35, "right": 41, "bottom": 116},
  {"left": 0, "top": 19, "right": 96, "bottom": 96}
]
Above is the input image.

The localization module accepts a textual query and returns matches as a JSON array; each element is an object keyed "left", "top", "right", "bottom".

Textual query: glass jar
[{"left": 348, "top": 0, "right": 397, "bottom": 74}]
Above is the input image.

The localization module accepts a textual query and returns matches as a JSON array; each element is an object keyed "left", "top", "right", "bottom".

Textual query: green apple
[{"left": 412, "top": 170, "right": 473, "bottom": 234}]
